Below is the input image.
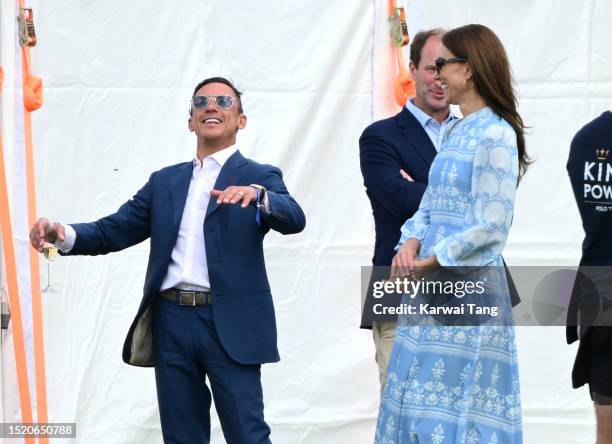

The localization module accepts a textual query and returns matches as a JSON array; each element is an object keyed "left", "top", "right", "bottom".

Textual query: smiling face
[
  {"left": 435, "top": 45, "right": 471, "bottom": 106},
  {"left": 188, "top": 82, "right": 246, "bottom": 150},
  {"left": 409, "top": 35, "right": 448, "bottom": 116}
]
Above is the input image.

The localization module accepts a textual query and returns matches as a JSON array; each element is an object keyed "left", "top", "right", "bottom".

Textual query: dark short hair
[
  {"left": 409, "top": 28, "right": 444, "bottom": 68},
  {"left": 189, "top": 76, "right": 244, "bottom": 114}
]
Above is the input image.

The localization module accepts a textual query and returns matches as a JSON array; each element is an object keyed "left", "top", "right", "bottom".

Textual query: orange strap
[
  {"left": 22, "top": 66, "right": 49, "bottom": 444},
  {"left": 19, "top": 1, "right": 49, "bottom": 441},
  {"left": 22, "top": 48, "right": 43, "bottom": 111},
  {"left": 0, "top": 69, "right": 35, "bottom": 444}
]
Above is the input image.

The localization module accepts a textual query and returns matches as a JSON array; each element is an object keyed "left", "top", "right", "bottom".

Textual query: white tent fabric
[{"left": 1, "top": 0, "right": 611, "bottom": 443}]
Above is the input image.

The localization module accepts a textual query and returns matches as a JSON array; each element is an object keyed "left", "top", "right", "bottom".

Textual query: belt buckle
[{"left": 179, "top": 291, "right": 196, "bottom": 306}]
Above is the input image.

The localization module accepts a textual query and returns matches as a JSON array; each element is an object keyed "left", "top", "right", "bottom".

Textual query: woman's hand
[
  {"left": 411, "top": 255, "right": 440, "bottom": 280},
  {"left": 414, "top": 256, "right": 439, "bottom": 268},
  {"left": 391, "top": 238, "right": 421, "bottom": 278}
]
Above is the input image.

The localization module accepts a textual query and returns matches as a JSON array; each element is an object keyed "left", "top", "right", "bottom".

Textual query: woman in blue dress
[{"left": 375, "top": 24, "right": 530, "bottom": 443}]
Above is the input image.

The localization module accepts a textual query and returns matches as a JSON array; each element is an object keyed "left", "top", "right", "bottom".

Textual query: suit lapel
[
  {"left": 205, "top": 150, "right": 246, "bottom": 220},
  {"left": 169, "top": 162, "right": 194, "bottom": 227},
  {"left": 396, "top": 107, "right": 437, "bottom": 166}
]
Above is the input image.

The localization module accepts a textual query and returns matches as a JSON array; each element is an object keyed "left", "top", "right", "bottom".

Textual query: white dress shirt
[
  {"left": 405, "top": 99, "right": 457, "bottom": 151},
  {"left": 160, "top": 146, "right": 238, "bottom": 291},
  {"left": 57, "top": 144, "right": 268, "bottom": 292}
]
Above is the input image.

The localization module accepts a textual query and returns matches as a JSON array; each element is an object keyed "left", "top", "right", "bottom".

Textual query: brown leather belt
[{"left": 160, "top": 289, "right": 212, "bottom": 306}]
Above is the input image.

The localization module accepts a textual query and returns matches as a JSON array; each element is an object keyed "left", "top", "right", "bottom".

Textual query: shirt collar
[
  {"left": 405, "top": 98, "right": 456, "bottom": 128},
  {"left": 193, "top": 144, "right": 239, "bottom": 168}
]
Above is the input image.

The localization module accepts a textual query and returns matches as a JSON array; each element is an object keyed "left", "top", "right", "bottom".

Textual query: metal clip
[
  {"left": 389, "top": 7, "right": 409, "bottom": 48},
  {"left": 18, "top": 7, "right": 37, "bottom": 48},
  {"left": 1, "top": 288, "right": 10, "bottom": 329}
]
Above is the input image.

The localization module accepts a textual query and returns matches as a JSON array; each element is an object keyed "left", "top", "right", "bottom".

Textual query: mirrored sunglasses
[{"left": 191, "top": 95, "right": 236, "bottom": 110}]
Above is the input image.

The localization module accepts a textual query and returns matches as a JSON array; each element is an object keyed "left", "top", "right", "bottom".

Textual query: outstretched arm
[{"left": 30, "top": 173, "right": 155, "bottom": 256}]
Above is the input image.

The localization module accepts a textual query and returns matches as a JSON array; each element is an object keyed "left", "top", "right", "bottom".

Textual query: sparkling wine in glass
[{"left": 41, "top": 243, "right": 58, "bottom": 293}]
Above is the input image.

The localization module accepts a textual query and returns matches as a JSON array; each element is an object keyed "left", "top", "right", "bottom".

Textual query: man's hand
[
  {"left": 400, "top": 169, "right": 414, "bottom": 182},
  {"left": 210, "top": 186, "right": 257, "bottom": 208},
  {"left": 29, "top": 218, "right": 65, "bottom": 252},
  {"left": 391, "top": 238, "right": 421, "bottom": 278}
]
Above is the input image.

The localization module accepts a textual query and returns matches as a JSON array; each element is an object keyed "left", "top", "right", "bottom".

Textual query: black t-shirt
[{"left": 567, "top": 111, "right": 612, "bottom": 266}]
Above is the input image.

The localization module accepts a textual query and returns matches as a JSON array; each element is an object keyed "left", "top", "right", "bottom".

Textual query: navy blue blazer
[
  {"left": 359, "top": 107, "right": 436, "bottom": 268},
  {"left": 66, "top": 150, "right": 306, "bottom": 367},
  {"left": 359, "top": 108, "right": 436, "bottom": 327}
]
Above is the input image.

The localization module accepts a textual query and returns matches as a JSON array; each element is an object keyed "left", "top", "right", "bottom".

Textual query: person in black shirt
[{"left": 566, "top": 110, "right": 612, "bottom": 444}]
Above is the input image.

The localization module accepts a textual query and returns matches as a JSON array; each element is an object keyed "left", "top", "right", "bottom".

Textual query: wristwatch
[{"left": 249, "top": 184, "right": 267, "bottom": 206}]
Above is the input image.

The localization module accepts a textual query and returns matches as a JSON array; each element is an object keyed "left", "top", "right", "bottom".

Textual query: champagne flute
[{"left": 41, "top": 243, "right": 58, "bottom": 293}]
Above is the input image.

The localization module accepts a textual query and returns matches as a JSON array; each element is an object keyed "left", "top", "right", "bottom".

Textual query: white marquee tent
[{"left": 1, "top": 0, "right": 611, "bottom": 442}]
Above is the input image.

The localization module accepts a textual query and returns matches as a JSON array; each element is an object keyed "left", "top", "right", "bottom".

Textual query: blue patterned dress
[{"left": 375, "top": 107, "right": 523, "bottom": 443}]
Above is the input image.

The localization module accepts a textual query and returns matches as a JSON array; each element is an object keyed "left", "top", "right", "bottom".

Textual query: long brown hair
[{"left": 442, "top": 24, "right": 531, "bottom": 179}]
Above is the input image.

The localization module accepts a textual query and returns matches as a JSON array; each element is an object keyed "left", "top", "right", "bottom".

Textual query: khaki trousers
[{"left": 372, "top": 320, "right": 397, "bottom": 394}]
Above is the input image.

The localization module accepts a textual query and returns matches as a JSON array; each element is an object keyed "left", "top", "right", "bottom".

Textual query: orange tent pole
[
  {"left": 18, "top": 3, "right": 49, "bottom": 441},
  {"left": 0, "top": 68, "right": 35, "bottom": 443}
]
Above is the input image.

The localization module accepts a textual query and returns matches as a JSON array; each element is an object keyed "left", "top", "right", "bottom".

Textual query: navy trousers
[{"left": 152, "top": 298, "right": 272, "bottom": 444}]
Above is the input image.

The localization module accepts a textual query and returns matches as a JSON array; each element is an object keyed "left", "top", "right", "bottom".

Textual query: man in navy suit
[
  {"left": 359, "top": 29, "right": 457, "bottom": 391},
  {"left": 30, "top": 77, "right": 306, "bottom": 443}
]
